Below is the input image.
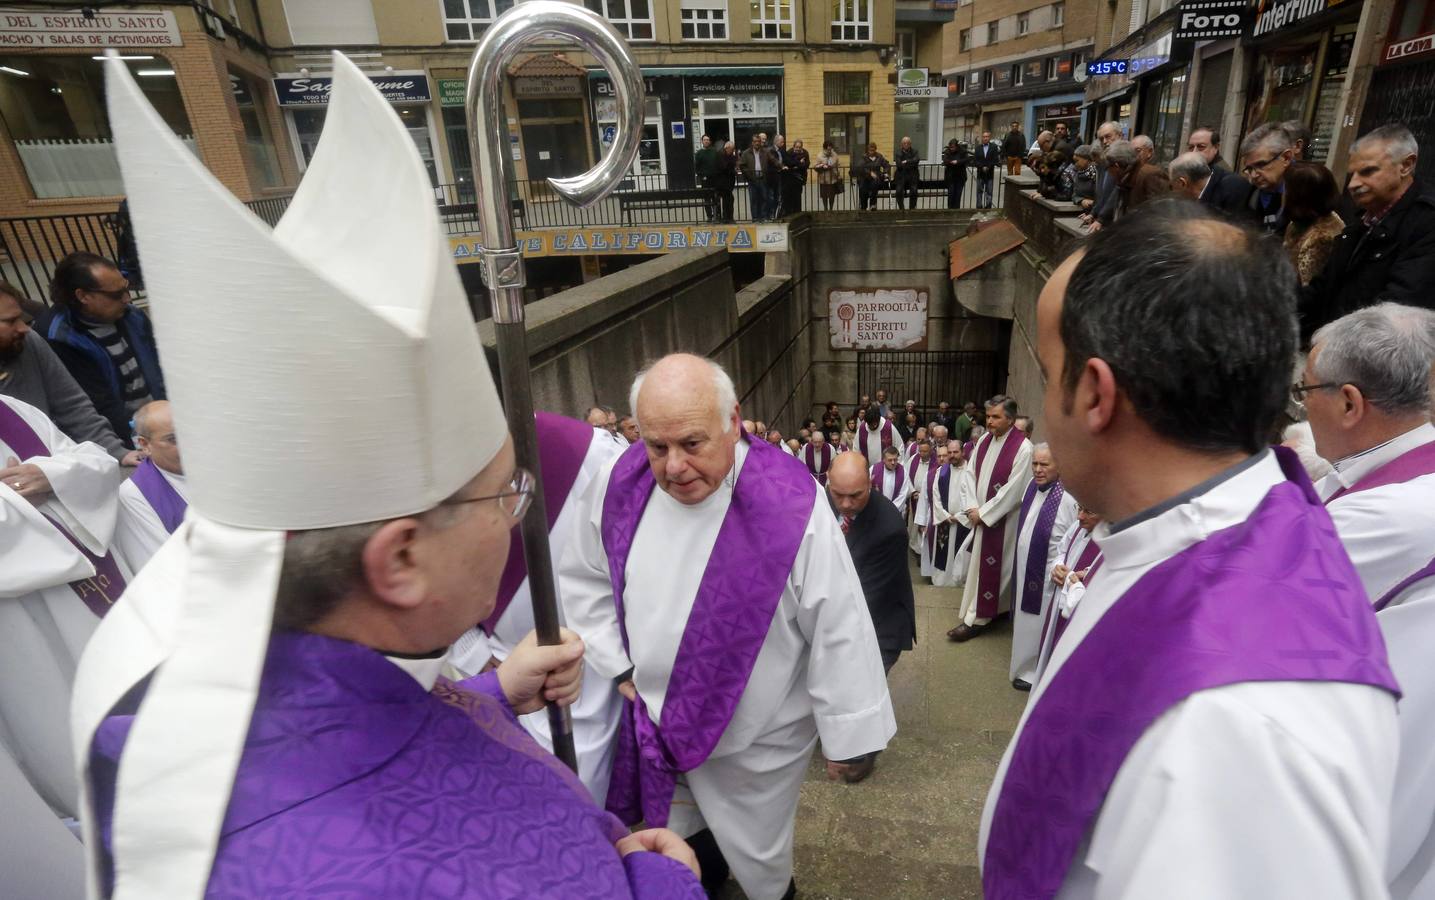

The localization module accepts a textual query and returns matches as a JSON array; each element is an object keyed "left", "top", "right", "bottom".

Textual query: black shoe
[
  {"left": 781, "top": 877, "right": 798, "bottom": 900},
  {"left": 1012, "top": 678, "right": 1032, "bottom": 692},
  {"left": 687, "top": 828, "right": 730, "bottom": 897}
]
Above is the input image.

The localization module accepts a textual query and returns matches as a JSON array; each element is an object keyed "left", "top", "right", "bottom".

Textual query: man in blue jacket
[{"left": 38, "top": 251, "right": 165, "bottom": 447}]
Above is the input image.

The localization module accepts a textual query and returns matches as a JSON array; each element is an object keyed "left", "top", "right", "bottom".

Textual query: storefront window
[
  {"left": 0, "top": 55, "right": 193, "bottom": 198},
  {"left": 1139, "top": 69, "right": 1187, "bottom": 163},
  {"left": 823, "top": 71, "right": 870, "bottom": 104},
  {"left": 228, "top": 68, "right": 283, "bottom": 190},
  {"left": 1306, "top": 27, "right": 1355, "bottom": 163},
  {"left": 290, "top": 104, "right": 439, "bottom": 186},
  {"left": 893, "top": 100, "right": 930, "bottom": 159},
  {"left": 824, "top": 111, "right": 868, "bottom": 155},
  {"left": 1243, "top": 38, "right": 1320, "bottom": 133}
]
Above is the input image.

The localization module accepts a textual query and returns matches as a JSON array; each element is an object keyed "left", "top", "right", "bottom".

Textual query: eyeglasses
[
  {"left": 441, "top": 466, "right": 534, "bottom": 521},
  {"left": 1290, "top": 382, "right": 1351, "bottom": 403},
  {"left": 1241, "top": 154, "right": 1285, "bottom": 176},
  {"left": 85, "top": 285, "right": 131, "bottom": 301}
]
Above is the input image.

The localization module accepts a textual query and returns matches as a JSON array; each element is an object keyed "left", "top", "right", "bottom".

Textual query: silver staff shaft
[{"left": 465, "top": 2, "right": 643, "bottom": 772}]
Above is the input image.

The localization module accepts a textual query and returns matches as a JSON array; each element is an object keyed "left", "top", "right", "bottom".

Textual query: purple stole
[
  {"left": 857, "top": 420, "right": 894, "bottom": 458},
  {"left": 601, "top": 433, "right": 815, "bottom": 827},
  {"left": 925, "top": 464, "right": 962, "bottom": 569},
  {"left": 802, "top": 441, "right": 835, "bottom": 484},
  {"left": 128, "top": 459, "right": 187, "bottom": 533},
  {"left": 871, "top": 461, "right": 905, "bottom": 501},
  {"left": 1325, "top": 438, "right": 1435, "bottom": 610},
  {"left": 0, "top": 400, "right": 125, "bottom": 618},
  {"left": 481, "top": 412, "right": 595, "bottom": 634},
  {"left": 1039, "top": 537, "right": 1102, "bottom": 653},
  {"left": 971, "top": 430, "right": 1028, "bottom": 618},
  {"left": 983, "top": 448, "right": 1401, "bottom": 898},
  {"left": 1015, "top": 480, "right": 1067, "bottom": 614}
]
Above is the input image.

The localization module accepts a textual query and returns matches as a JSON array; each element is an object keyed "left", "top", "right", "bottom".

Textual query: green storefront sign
[{"left": 438, "top": 79, "right": 466, "bottom": 107}]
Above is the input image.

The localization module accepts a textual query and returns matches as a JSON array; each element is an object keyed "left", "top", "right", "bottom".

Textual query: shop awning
[{"left": 586, "top": 66, "right": 783, "bottom": 79}]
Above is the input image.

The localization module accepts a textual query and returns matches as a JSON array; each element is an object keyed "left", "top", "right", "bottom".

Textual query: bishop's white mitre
[{"left": 70, "top": 52, "right": 504, "bottom": 900}]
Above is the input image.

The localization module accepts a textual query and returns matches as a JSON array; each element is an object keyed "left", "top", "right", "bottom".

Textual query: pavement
[{"left": 721, "top": 558, "right": 1030, "bottom": 899}]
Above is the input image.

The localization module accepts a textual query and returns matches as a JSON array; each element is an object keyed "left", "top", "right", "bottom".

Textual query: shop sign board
[
  {"left": 1251, "top": 0, "right": 1339, "bottom": 38},
  {"left": 895, "top": 85, "right": 946, "bottom": 98},
  {"left": 898, "top": 67, "right": 929, "bottom": 87},
  {"left": 0, "top": 8, "right": 181, "bottom": 47},
  {"left": 438, "top": 79, "right": 466, "bottom": 107},
  {"left": 829, "top": 288, "right": 929, "bottom": 350},
  {"left": 1384, "top": 31, "right": 1435, "bottom": 63},
  {"left": 514, "top": 75, "right": 583, "bottom": 97},
  {"left": 273, "top": 72, "right": 431, "bottom": 106},
  {"left": 1174, "top": 0, "right": 1247, "bottom": 39},
  {"left": 449, "top": 223, "right": 789, "bottom": 260}
]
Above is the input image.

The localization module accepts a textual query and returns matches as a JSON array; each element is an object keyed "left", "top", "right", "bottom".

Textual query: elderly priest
[
  {"left": 981, "top": 202, "right": 1401, "bottom": 898},
  {"left": 563, "top": 353, "right": 896, "bottom": 900},
  {"left": 72, "top": 55, "right": 704, "bottom": 899},
  {"left": 114, "top": 399, "right": 186, "bottom": 570}
]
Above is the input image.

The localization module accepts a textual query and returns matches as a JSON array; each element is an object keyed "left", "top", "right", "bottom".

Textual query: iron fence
[
  {"left": 0, "top": 194, "right": 294, "bottom": 306},
  {"left": 856, "top": 350, "right": 1000, "bottom": 417}
]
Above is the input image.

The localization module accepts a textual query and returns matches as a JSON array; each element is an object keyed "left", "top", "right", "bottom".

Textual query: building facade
[{"left": 939, "top": 0, "right": 1096, "bottom": 143}]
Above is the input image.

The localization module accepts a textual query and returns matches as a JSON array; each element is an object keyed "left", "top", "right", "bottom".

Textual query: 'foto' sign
[{"left": 829, "top": 288, "right": 929, "bottom": 350}]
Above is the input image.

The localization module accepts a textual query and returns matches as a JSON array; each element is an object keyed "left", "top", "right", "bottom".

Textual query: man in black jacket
[
  {"left": 829, "top": 451, "right": 916, "bottom": 676},
  {"left": 1302, "top": 125, "right": 1435, "bottom": 344},
  {"left": 973, "top": 131, "right": 1001, "bottom": 208},
  {"left": 1169, "top": 152, "right": 1255, "bottom": 222},
  {"left": 1001, "top": 122, "right": 1027, "bottom": 176}
]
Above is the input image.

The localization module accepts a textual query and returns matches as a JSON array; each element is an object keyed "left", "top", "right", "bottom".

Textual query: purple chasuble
[
  {"left": 802, "top": 441, "right": 835, "bottom": 484},
  {"left": 1015, "top": 481, "right": 1067, "bottom": 614},
  {"left": 481, "top": 411, "right": 595, "bottom": 634},
  {"left": 0, "top": 399, "right": 125, "bottom": 617},
  {"left": 1325, "top": 439, "right": 1435, "bottom": 610},
  {"left": 971, "top": 429, "right": 1028, "bottom": 618},
  {"left": 983, "top": 448, "right": 1401, "bottom": 899},
  {"left": 601, "top": 434, "right": 814, "bottom": 827},
  {"left": 129, "top": 458, "right": 187, "bottom": 534},
  {"left": 89, "top": 632, "right": 704, "bottom": 900},
  {"left": 870, "top": 461, "right": 906, "bottom": 499}
]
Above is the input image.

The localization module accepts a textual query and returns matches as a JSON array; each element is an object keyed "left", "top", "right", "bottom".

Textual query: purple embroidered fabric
[
  {"left": 88, "top": 632, "right": 704, "bottom": 899},
  {"left": 972, "top": 430, "right": 1028, "bottom": 618},
  {"left": 600, "top": 434, "right": 814, "bottom": 827},
  {"left": 983, "top": 450, "right": 1400, "bottom": 899},
  {"left": 128, "top": 458, "right": 187, "bottom": 533},
  {"left": 1016, "top": 481, "right": 1066, "bottom": 615}
]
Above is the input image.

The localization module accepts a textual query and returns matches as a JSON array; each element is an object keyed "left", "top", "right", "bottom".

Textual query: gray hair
[
  {"left": 628, "top": 356, "right": 739, "bottom": 433},
  {"left": 1097, "top": 121, "right": 1122, "bottom": 138},
  {"left": 1073, "top": 144, "right": 1094, "bottom": 160},
  {"left": 1104, "top": 140, "right": 1138, "bottom": 168},
  {"left": 1352, "top": 124, "right": 1420, "bottom": 165},
  {"left": 1239, "top": 122, "right": 1292, "bottom": 161},
  {"left": 1312, "top": 303, "right": 1435, "bottom": 417},
  {"left": 1169, "top": 151, "right": 1211, "bottom": 184},
  {"left": 1032, "top": 441, "right": 1052, "bottom": 454},
  {"left": 1132, "top": 135, "right": 1154, "bottom": 152},
  {"left": 985, "top": 394, "right": 1019, "bottom": 418}
]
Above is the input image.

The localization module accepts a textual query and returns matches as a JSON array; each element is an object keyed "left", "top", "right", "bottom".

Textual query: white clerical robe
[
  {"left": 1009, "top": 486, "right": 1078, "bottom": 684},
  {"left": 113, "top": 467, "right": 189, "bottom": 572},
  {"left": 925, "top": 462, "right": 970, "bottom": 585},
  {"left": 1, "top": 739, "right": 85, "bottom": 899},
  {"left": 872, "top": 461, "right": 911, "bottom": 509},
  {"left": 907, "top": 456, "right": 933, "bottom": 554},
  {"left": 0, "top": 397, "right": 129, "bottom": 822},
  {"left": 562, "top": 440, "right": 896, "bottom": 900},
  {"left": 956, "top": 429, "right": 1034, "bottom": 626},
  {"left": 857, "top": 421, "right": 905, "bottom": 468},
  {"left": 981, "top": 451, "right": 1399, "bottom": 897},
  {"left": 1318, "top": 422, "right": 1435, "bottom": 898},
  {"left": 447, "top": 431, "right": 623, "bottom": 806}
]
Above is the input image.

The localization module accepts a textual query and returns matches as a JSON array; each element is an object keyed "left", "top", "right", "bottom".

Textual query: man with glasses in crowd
[
  {"left": 38, "top": 251, "right": 165, "bottom": 447},
  {"left": 1238, "top": 122, "right": 1296, "bottom": 234}
]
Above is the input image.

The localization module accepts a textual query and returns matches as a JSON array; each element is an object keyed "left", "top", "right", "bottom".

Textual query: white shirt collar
[
  {"left": 1330, "top": 422, "right": 1435, "bottom": 489},
  {"left": 387, "top": 653, "right": 447, "bottom": 690},
  {"left": 1096, "top": 449, "right": 1283, "bottom": 572}
]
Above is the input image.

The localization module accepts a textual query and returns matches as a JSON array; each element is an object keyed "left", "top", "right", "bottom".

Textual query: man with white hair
[
  {"left": 925, "top": 442, "right": 971, "bottom": 587},
  {"left": 947, "top": 395, "right": 1033, "bottom": 642},
  {"left": 1131, "top": 134, "right": 1155, "bottom": 165},
  {"left": 1302, "top": 125, "right": 1435, "bottom": 342},
  {"left": 800, "top": 426, "right": 836, "bottom": 485},
  {"left": 114, "top": 399, "right": 187, "bottom": 569},
  {"left": 562, "top": 352, "right": 895, "bottom": 900},
  {"left": 1301, "top": 303, "right": 1435, "bottom": 897},
  {"left": 1008, "top": 442, "right": 1078, "bottom": 691},
  {"left": 1083, "top": 120, "right": 1124, "bottom": 232},
  {"left": 1169, "top": 151, "right": 1254, "bottom": 220}
]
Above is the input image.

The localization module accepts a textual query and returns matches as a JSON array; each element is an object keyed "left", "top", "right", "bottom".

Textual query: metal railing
[
  {"left": 435, "top": 163, "right": 1008, "bottom": 232},
  {"left": 0, "top": 194, "right": 295, "bottom": 306},
  {"left": 856, "top": 350, "right": 1000, "bottom": 415}
]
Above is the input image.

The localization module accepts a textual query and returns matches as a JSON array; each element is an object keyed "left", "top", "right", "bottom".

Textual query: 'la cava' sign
[{"left": 829, "top": 288, "right": 929, "bottom": 350}]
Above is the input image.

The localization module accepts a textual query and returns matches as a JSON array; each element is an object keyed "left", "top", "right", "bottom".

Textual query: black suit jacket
[
  {"left": 1199, "top": 167, "right": 1256, "bottom": 223},
  {"left": 974, "top": 143, "right": 1001, "bottom": 176},
  {"left": 841, "top": 495, "right": 917, "bottom": 652}
]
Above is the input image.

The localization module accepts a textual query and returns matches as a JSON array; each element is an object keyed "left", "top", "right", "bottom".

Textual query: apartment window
[
  {"left": 824, "top": 111, "right": 869, "bottom": 154},
  {"left": 442, "top": 0, "right": 515, "bottom": 40},
  {"left": 1017, "top": 11, "right": 1030, "bottom": 34},
  {"left": 1052, "top": 1, "right": 1064, "bottom": 26},
  {"left": 982, "top": 69, "right": 994, "bottom": 89},
  {"left": 952, "top": 74, "right": 966, "bottom": 92},
  {"left": 229, "top": 68, "right": 283, "bottom": 189},
  {"left": 1045, "top": 56, "right": 1057, "bottom": 80},
  {"left": 286, "top": 0, "right": 379, "bottom": 43},
  {"left": 831, "top": 0, "right": 872, "bottom": 42},
  {"left": 896, "top": 29, "right": 916, "bottom": 68},
  {"left": 987, "top": 21, "right": 999, "bottom": 43},
  {"left": 681, "top": 0, "right": 728, "bottom": 39},
  {"left": 1012, "top": 63, "right": 1022, "bottom": 85},
  {"left": 823, "top": 70, "right": 870, "bottom": 104},
  {"left": 584, "top": 0, "right": 655, "bottom": 40},
  {"left": 750, "top": 0, "right": 794, "bottom": 39},
  {"left": 959, "top": 27, "right": 971, "bottom": 50}
]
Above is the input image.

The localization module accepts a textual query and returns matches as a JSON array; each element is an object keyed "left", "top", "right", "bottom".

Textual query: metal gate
[{"left": 856, "top": 350, "right": 999, "bottom": 414}]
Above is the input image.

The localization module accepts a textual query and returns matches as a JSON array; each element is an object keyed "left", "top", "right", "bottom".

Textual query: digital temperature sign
[{"left": 1086, "top": 59, "right": 1128, "bottom": 75}]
